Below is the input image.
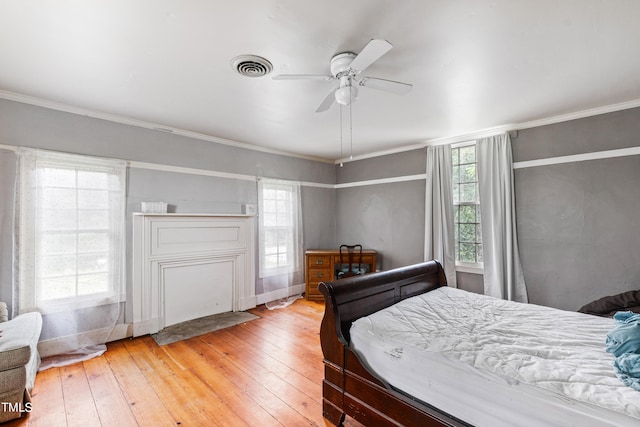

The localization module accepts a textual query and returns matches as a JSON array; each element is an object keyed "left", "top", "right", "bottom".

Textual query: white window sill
[{"left": 455, "top": 262, "right": 484, "bottom": 275}]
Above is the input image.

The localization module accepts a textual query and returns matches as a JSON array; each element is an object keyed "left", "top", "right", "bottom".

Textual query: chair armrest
[{"left": 0, "top": 302, "right": 7, "bottom": 323}]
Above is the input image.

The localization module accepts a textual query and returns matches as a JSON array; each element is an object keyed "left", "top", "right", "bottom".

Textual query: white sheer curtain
[
  {"left": 257, "top": 178, "right": 304, "bottom": 308},
  {"left": 477, "top": 133, "right": 528, "bottom": 302},
  {"left": 17, "top": 148, "right": 126, "bottom": 368},
  {"left": 425, "top": 145, "right": 457, "bottom": 287},
  {"left": 0, "top": 149, "right": 18, "bottom": 317}
]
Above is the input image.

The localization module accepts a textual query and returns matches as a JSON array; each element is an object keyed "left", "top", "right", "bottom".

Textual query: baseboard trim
[
  {"left": 38, "top": 323, "right": 132, "bottom": 358},
  {"left": 256, "top": 284, "right": 306, "bottom": 306},
  {"left": 39, "top": 285, "right": 306, "bottom": 357}
]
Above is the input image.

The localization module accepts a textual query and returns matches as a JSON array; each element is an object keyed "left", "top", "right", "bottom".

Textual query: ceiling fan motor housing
[{"left": 330, "top": 52, "right": 357, "bottom": 77}]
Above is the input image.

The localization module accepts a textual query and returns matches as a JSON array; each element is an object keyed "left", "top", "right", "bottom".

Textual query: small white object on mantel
[{"left": 140, "top": 201, "right": 168, "bottom": 213}]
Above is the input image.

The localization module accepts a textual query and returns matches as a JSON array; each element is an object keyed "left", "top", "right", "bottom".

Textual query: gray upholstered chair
[{"left": 0, "top": 302, "right": 42, "bottom": 423}]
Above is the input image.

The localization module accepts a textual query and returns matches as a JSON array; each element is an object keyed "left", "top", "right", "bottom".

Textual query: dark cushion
[{"left": 578, "top": 290, "right": 640, "bottom": 317}]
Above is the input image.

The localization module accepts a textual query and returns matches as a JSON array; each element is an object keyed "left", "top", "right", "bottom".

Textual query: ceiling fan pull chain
[
  {"left": 349, "top": 86, "right": 353, "bottom": 160},
  {"left": 339, "top": 104, "right": 344, "bottom": 167}
]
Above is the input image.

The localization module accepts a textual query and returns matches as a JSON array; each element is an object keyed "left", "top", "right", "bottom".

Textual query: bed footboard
[{"left": 318, "top": 260, "right": 467, "bottom": 427}]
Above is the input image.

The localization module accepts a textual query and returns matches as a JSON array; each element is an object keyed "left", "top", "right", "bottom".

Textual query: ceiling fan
[{"left": 273, "top": 39, "right": 413, "bottom": 112}]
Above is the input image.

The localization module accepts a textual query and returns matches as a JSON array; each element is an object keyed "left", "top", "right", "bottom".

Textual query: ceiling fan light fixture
[{"left": 335, "top": 85, "right": 358, "bottom": 105}]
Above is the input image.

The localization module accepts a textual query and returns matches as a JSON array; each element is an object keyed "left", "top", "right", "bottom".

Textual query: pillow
[{"left": 578, "top": 289, "right": 640, "bottom": 317}]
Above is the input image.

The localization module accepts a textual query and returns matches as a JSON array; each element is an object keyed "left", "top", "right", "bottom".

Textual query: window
[
  {"left": 258, "top": 179, "right": 302, "bottom": 277},
  {"left": 18, "top": 149, "right": 126, "bottom": 313},
  {"left": 452, "top": 143, "right": 482, "bottom": 265}
]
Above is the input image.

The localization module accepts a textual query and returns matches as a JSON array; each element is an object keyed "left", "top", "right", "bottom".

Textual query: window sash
[
  {"left": 258, "top": 179, "right": 301, "bottom": 277},
  {"left": 18, "top": 149, "right": 126, "bottom": 314},
  {"left": 452, "top": 143, "right": 483, "bottom": 267}
]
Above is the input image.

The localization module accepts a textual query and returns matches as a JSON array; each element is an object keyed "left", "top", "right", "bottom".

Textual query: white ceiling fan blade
[
  {"left": 348, "top": 39, "right": 393, "bottom": 72},
  {"left": 316, "top": 88, "right": 337, "bottom": 112},
  {"left": 359, "top": 77, "right": 412, "bottom": 95},
  {"left": 272, "top": 74, "right": 333, "bottom": 81}
]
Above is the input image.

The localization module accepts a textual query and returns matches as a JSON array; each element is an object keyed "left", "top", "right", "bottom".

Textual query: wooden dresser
[{"left": 304, "top": 249, "right": 377, "bottom": 301}]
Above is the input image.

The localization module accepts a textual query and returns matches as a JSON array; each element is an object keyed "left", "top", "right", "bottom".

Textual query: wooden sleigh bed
[
  {"left": 318, "top": 260, "right": 640, "bottom": 427},
  {"left": 318, "top": 260, "right": 463, "bottom": 427}
]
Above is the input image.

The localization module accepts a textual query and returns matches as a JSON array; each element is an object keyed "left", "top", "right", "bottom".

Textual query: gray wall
[
  {"left": 3, "top": 96, "right": 640, "bottom": 316},
  {"left": 335, "top": 149, "right": 427, "bottom": 272},
  {"left": 513, "top": 107, "right": 640, "bottom": 310},
  {"left": 337, "top": 107, "right": 640, "bottom": 311},
  {"left": 0, "top": 98, "right": 336, "bottom": 321},
  {"left": 335, "top": 148, "right": 481, "bottom": 292}
]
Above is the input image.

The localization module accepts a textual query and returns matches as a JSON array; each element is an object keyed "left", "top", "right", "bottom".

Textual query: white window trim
[{"left": 456, "top": 261, "right": 484, "bottom": 275}]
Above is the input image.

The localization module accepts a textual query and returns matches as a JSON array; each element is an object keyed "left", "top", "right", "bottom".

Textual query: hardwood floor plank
[
  {"left": 103, "top": 341, "right": 176, "bottom": 427},
  {"left": 59, "top": 363, "right": 101, "bottom": 427},
  {"left": 82, "top": 352, "right": 139, "bottom": 427},
  {"left": 123, "top": 337, "right": 227, "bottom": 427},
  {"left": 163, "top": 340, "right": 281, "bottom": 427},
  {"left": 14, "top": 299, "right": 366, "bottom": 427},
  {"left": 201, "top": 328, "right": 319, "bottom": 426}
]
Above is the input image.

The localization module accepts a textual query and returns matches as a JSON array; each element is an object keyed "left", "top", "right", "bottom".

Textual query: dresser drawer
[
  {"left": 308, "top": 268, "right": 331, "bottom": 282},
  {"left": 308, "top": 255, "right": 331, "bottom": 267}
]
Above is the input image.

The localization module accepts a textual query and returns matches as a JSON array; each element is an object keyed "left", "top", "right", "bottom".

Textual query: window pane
[
  {"left": 39, "top": 254, "right": 76, "bottom": 278},
  {"left": 78, "top": 232, "right": 109, "bottom": 253},
  {"left": 459, "top": 164, "right": 476, "bottom": 183},
  {"left": 78, "top": 253, "right": 108, "bottom": 275},
  {"left": 42, "top": 188, "right": 76, "bottom": 209},
  {"left": 264, "top": 213, "right": 277, "bottom": 227},
  {"left": 78, "top": 273, "right": 109, "bottom": 295},
  {"left": 78, "top": 189, "right": 108, "bottom": 209},
  {"left": 459, "top": 243, "right": 477, "bottom": 263},
  {"left": 452, "top": 184, "right": 459, "bottom": 204},
  {"left": 460, "top": 184, "right": 477, "bottom": 203},
  {"left": 78, "top": 171, "right": 108, "bottom": 189},
  {"left": 78, "top": 209, "right": 109, "bottom": 230},
  {"left": 277, "top": 213, "right": 289, "bottom": 226},
  {"left": 41, "top": 209, "right": 77, "bottom": 231},
  {"left": 460, "top": 146, "right": 476, "bottom": 163},
  {"left": 265, "top": 254, "right": 279, "bottom": 269},
  {"left": 459, "top": 224, "right": 476, "bottom": 243},
  {"left": 40, "top": 233, "right": 77, "bottom": 255},
  {"left": 459, "top": 205, "right": 476, "bottom": 223},
  {"left": 39, "top": 167, "right": 75, "bottom": 187},
  {"left": 40, "top": 276, "right": 76, "bottom": 300},
  {"left": 263, "top": 199, "right": 277, "bottom": 213}
]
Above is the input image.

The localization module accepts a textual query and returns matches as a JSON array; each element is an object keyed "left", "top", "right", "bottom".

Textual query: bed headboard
[{"left": 318, "top": 260, "right": 446, "bottom": 345}]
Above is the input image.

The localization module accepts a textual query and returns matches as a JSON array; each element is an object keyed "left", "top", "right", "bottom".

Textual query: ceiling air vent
[{"left": 231, "top": 55, "right": 273, "bottom": 77}]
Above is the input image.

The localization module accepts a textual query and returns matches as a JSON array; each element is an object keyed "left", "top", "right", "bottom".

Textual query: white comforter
[{"left": 350, "top": 286, "right": 640, "bottom": 426}]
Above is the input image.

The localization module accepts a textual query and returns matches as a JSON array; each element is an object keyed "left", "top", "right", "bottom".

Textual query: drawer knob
[
  {"left": 315, "top": 259, "right": 324, "bottom": 265},
  {"left": 316, "top": 272, "right": 324, "bottom": 278}
]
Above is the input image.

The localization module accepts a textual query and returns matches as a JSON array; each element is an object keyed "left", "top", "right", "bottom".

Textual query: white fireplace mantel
[{"left": 132, "top": 213, "right": 256, "bottom": 336}]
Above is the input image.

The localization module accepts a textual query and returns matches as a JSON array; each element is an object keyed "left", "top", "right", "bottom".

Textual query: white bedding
[{"left": 349, "top": 286, "right": 640, "bottom": 427}]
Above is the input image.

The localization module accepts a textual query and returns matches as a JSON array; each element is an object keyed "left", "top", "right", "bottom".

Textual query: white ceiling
[{"left": 2, "top": 1, "right": 640, "bottom": 162}]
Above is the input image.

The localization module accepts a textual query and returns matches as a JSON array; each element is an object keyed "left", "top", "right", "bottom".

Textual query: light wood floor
[{"left": 6, "top": 299, "right": 364, "bottom": 427}]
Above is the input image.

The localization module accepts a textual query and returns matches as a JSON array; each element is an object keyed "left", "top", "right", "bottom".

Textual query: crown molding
[
  {"left": 0, "top": 90, "right": 334, "bottom": 164},
  {"left": 334, "top": 98, "right": 640, "bottom": 164},
  {"left": 3, "top": 89, "right": 640, "bottom": 167}
]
